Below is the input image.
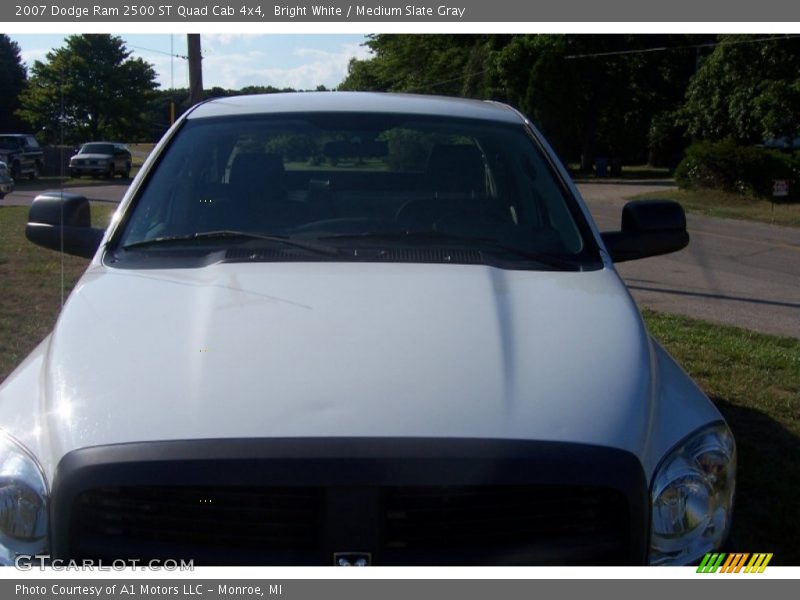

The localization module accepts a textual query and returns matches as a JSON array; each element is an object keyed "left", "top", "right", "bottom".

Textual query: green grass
[
  {"left": 643, "top": 310, "right": 800, "bottom": 564},
  {"left": 0, "top": 204, "right": 113, "bottom": 382},
  {"left": 568, "top": 163, "right": 674, "bottom": 180},
  {"left": 634, "top": 188, "right": 800, "bottom": 228},
  {"left": 0, "top": 201, "right": 797, "bottom": 563}
]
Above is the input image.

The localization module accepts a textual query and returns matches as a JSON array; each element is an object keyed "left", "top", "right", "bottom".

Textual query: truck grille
[
  {"left": 51, "top": 438, "right": 648, "bottom": 565},
  {"left": 68, "top": 484, "right": 628, "bottom": 565}
]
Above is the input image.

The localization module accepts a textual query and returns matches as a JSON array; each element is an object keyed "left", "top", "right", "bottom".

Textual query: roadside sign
[{"left": 772, "top": 180, "right": 789, "bottom": 197}]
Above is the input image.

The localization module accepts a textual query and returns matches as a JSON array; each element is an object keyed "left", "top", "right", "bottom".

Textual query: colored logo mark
[{"left": 697, "top": 553, "right": 773, "bottom": 573}]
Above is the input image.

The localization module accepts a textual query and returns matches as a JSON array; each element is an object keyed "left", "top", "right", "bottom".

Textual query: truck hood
[{"left": 13, "top": 262, "right": 658, "bottom": 476}]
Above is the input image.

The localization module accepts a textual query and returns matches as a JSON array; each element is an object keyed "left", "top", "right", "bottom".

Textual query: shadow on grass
[{"left": 713, "top": 396, "right": 800, "bottom": 565}]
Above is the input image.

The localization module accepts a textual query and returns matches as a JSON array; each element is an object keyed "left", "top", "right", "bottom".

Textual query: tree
[
  {"left": 338, "top": 35, "right": 506, "bottom": 98},
  {"left": 0, "top": 35, "right": 28, "bottom": 131},
  {"left": 495, "top": 35, "right": 704, "bottom": 169},
  {"left": 679, "top": 35, "right": 800, "bottom": 144},
  {"left": 17, "top": 35, "right": 158, "bottom": 144},
  {"left": 338, "top": 34, "right": 702, "bottom": 168}
]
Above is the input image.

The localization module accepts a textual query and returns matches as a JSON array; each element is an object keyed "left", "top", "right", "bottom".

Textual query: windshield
[
  {"left": 80, "top": 143, "right": 115, "bottom": 155},
  {"left": 115, "top": 112, "right": 600, "bottom": 270}
]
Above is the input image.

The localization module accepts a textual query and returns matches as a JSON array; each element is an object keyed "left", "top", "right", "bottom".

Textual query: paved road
[
  {"left": 0, "top": 180, "right": 128, "bottom": 207},
  {"left": 579, "top": 181, "right": 800, "bottom": 339},
  {"left": 4, "top": 180, "right": 799, "bottom": 337}
]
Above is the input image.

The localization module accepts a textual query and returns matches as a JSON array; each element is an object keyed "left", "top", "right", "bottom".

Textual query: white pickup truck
[{"left": 0, "top": 92, "right": 735, "bottom": 566}]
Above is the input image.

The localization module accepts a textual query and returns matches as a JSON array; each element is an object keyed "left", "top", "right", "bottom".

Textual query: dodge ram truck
[{"left": 1, "top": 92, "right": 735, "bottom": 566}]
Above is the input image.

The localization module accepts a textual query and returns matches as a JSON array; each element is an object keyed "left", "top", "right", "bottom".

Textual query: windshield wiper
[
  {"left": 121, "top": 230, "right": 340, "bottom": 256},
  {"left": 319, "top": 230, "right": 583, "bottom": 270}
]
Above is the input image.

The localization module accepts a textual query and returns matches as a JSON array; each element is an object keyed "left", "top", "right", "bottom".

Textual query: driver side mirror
[
  {"left": 25, "top": 192, "right": 104, "bottom": 258},
  {"left": 600, "top": 200, "right": 689, "bottom": 262}
]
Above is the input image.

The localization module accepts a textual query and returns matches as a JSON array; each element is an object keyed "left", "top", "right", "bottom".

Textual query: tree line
[
  {"left": 2, "top": 33, "right": 798, "bottom": 171},
  {"left": 338, "top": 34, "right": 800, "bottom": 169}
]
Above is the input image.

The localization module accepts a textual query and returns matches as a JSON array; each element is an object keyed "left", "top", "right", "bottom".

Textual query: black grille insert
[
  {"left": 383, "top": 485, "right": 629, "bottom": 565},
  {"left": 52, "top": 438, "right": 648, "bottom": 565},
  {"left": 71, "top": 486, "right": 322, "bottom": 561},
  {"left": 68, "top": 484, "right": 628, "bottom": 565}
]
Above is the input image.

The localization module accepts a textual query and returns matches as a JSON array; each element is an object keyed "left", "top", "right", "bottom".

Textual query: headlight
[
  {"left": 0, "top": 430, "right": 49, "bottom": 565},
  {"left": 649, "top": 422, "right": 735, "bottom": 565}
]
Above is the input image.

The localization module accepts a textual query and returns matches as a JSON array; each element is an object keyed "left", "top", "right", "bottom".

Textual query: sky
[{"left": 9, "top": 34, "right": 373, "bottom": 91}]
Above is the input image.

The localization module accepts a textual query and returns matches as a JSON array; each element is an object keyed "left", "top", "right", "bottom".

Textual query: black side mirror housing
[
  {"left": 601, "top": 200, "right": 689, "bottom": 263},
  {"left": 25, "top": 192, "right": 104, "bottom": 258}
]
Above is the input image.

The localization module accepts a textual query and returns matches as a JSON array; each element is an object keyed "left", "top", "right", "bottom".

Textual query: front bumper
[
  {"left": 69, "top": 161, "right": 111, "bottom": 175},
  {"left": 0, "top": 178, "right": 14, "bottom": 195}
]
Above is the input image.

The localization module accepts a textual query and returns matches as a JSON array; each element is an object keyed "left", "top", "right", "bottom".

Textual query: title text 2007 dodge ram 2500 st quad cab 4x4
[{"left": 0, "top": 93, "right": 735, "bottom": 566}]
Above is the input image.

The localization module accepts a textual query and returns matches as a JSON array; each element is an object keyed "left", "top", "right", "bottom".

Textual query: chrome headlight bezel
[
  {"left": 649, "top": 421, "right": 736, "bottom": 565},
  {"left": 0, "top": 429, "right": 49, "bottom": 565}
]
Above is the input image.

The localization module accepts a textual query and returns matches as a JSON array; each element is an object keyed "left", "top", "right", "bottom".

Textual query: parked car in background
[
  {"left": 0, "top": 160, "right": 14, "bottom": 199},
  {"left": 69, "top": 142, "right": 132, "bottom": 179},
  {"left": 762, "top": 136, "right": 800, "bottom": 152},
  {"left": 6, "top": 93, "right": 735, "bottom": 566},
  {"left": 0, "top": 134, "right": 44, "bottom": 180}
]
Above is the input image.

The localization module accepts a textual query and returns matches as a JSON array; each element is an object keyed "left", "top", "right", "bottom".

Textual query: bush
[
  {"left": 675, "top": 139, "right": 799, "bottom": 198},
  {"left": 648, "top": 111, "right": 688, "bottom": 168}
]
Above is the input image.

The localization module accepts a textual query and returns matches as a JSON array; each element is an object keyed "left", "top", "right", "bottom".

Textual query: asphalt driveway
[{"left": 580, "top": 181, "right": 800, "bottom": 339}]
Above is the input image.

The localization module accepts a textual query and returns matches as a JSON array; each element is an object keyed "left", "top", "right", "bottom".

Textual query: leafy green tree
[
  {"left": 339, "top": 34, "right": 702, "bottom": 168},
  {"left": 679, "top": 35, "right": 800, "bottom": 143},
  {"left": 339, "top": 35, "right": 506, "bottom": 98},
  {"left": 495, "top": 34, "right": 703, "bottom": 169},
  {"left": 17, "top": 35, "right": 158, "bottom": 143},
  {"left": 339, "top": 56, "right": 384, "bottom": 92},
  {"left": 0, "top": 35, "right": 28, "bottom": 131}
]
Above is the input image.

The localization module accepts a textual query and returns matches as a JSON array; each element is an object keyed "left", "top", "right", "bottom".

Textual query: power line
[
  {"left": 128, "top": 43, "right": 189, "bottom": 61},
  {"left": 564, "top": 34, "right": 800, "bottom": 59},
  {"left": 403, "top": 66, "right": 492, "bottom": 93}
]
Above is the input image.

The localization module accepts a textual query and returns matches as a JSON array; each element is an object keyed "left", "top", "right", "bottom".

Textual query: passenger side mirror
[
  {"left": 25, "top": 192, "right": 104, "bottom": 258},
  {"left": 600, "top": 200, "right": 689, "bottom": 262}
]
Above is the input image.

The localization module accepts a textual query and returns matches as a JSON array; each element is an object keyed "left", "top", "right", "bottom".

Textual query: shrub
[{"left": 675, "top": 139, "right": 799, "bottom": 198}]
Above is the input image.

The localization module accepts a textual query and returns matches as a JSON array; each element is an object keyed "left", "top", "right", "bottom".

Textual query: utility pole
[{"left": 187, "top": 34, "right": 203, "bottom": 106}]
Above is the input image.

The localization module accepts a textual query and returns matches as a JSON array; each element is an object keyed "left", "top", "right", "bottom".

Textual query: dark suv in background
[{"left": 0, "top": 134, "right": 44, "bottom": 180}]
